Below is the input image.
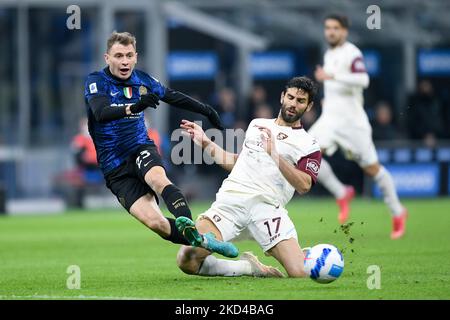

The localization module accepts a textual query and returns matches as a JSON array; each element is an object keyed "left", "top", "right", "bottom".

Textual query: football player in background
[
  {"left": 176, "top": 77, "right": 321, "bottom": 278},
  {"left": 310, "top": 14, "right": 407, "bottom": 239},
  {"left": 84, "top": 31, "right": 237, "bottom": 258}
]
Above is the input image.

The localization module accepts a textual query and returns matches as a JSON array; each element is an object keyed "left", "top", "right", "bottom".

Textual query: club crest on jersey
[
  {"left": 139, "top": 85, "right": 148, "bottom": 96},
  {"left": 306, "top": 159, "right": 320, "bottom": 176},
  {"left": 277, "top": 132, "right": 288, "bottom": 140},
  {"left": 123, "top": 87, "right": 133, "bottom": 99}
]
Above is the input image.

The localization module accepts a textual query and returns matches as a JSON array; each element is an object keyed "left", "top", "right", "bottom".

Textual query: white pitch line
[{"left": 0, "top": 295, "right": 187, "bottom": 300}]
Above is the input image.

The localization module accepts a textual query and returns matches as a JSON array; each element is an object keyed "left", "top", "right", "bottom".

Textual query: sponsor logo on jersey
[
  {"left": 110, "top": 103, "right": 133, "bottom": 107},
  {"left": 277, "top": 132, "right": 288, "bottom": 140},
  {"left": 143, "top": 159, "right": 154, "bottom": 167},
  {"left": 89, "top": 82, "right": 98, "bottom": 94},
  {"left": 123, "top": 87, "right": 133, "bottom": 99},
  {"left": 213, "top": 215, "right": 222, "bottom": 223},
  {"left": 139, "top": 85, "right": 148, "bottom": 96},
  {"left": 306, "top": 158, "right": 320, "bottom": 176},
  {"left": 172, "top": 198, "right": 186, "bottom": 209},
  {"left": 269, "top": 233, "right": 280, "bottom": 242}
]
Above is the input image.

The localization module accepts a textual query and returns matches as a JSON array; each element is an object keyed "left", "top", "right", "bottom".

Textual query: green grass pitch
[{"left": 0, "top": 198, "right": 449, "bottom": 300}]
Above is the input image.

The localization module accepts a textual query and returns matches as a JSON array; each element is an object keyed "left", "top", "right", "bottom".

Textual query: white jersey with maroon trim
[
  {"left": 322, "top": 41, "right": 370, "bottom": 128},
  {"left": 218, "top": 118, "right": 321, "bottom": 207}
]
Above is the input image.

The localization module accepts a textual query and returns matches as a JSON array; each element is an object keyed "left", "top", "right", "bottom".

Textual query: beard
[
  {"left": 326, "top": 35, "right": 343, "bottom": 48},
  {"left": 280, "top": 103, "right": 305, "bottom": 123}
]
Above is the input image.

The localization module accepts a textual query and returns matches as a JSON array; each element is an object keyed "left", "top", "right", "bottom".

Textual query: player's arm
[
  {"left": 180, "top": 119, "right": 238, "bottom": 171},
  {"left": 315, "top": 56, "right": 369, "bottom": 89},
  {"left": 333, "top": 71, "right": 369, "bottom": 88},
  {"left": 278, "top": 155, "right": 315, "bottom": 194},
  {"left": 88, "top": 94, "right": 159, "bottom": 123},
  {"left": 86, "top": 74, "right": 160, "bottom": 123},
  {"left": 258, "top": 126, "right": 321, "bottom": 195},
  {"left": 162, "top": 88, "right": 224, "bottom": 130}
]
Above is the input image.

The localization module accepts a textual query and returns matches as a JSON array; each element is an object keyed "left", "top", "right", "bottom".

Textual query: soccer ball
[{"left": 303, "top": 244, "right": 344, "bottom": 284}]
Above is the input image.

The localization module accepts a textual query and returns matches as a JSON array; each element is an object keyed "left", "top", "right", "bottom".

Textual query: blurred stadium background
[{"left": 1, "top": 0, "right": 450, "bottom": 215}]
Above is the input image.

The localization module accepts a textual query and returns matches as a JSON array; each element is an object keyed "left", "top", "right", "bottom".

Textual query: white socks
[
  {"left": 374, "top": 166, "right": 404, "bottom": 216},
  {"left": 317, "top": 158, "right": 346, "bottom": 199},
  {"left": 198, "top": 255, "right": 252, "bottom": 277},
  {"left": 318, "top": 158, "right": 403, "bottom": 217}
]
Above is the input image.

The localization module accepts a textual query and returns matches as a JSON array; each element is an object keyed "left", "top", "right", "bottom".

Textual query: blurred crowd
[{"left": 369, "top": 79, "right": 449, "bottom": 147}]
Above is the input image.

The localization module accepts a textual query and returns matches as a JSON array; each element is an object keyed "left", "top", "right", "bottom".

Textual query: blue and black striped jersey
[{"left": 84, "top": 67, "right": 165, "bottom": 175}]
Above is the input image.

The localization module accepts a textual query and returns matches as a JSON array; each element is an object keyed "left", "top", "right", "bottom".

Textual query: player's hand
[
  {"left": 314, "top": 65, "right": 333, "bottom": 82},
  {"left": 205, "top": 105, "right": 224, "bottom": 130},
  {"left": 130, "top": 93, "right": 160, "bottom": 113},
  {"left": 257, "top": 126, "right": 277, "bottom": 157},
  {"left": 180, "top": 119, "right": 209, "bottom": 148}
]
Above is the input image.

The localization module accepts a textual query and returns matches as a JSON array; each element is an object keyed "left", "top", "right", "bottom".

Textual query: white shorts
[
  {"left": 198, "top": 191, "right": 298, "bottom": 252},
  {"left": 308, "top": 116, "right": 378, "bottom": 167}
]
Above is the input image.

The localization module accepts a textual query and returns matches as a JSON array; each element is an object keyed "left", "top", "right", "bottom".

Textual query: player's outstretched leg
[
  {"left": 317, "top": 158, "right": 355, "bottom": 224},
  {"left": 175, "top": 216, "right": 203, "bottom": 247},
  {"left": 365, "top": 164, "right": 408, "bottom": 239},
  {"left": 391, "top": 210, "right": 408, "bottom": 240},
  {"left": 177, "top": 247, "right": 283, "bottom": 278},
  {"left": 175, "top": 216, "right": 239, "bottom": 258},
  {"left": 177, "top": 218, "right": 281, "bottom": 277},
  {"left": 129, "top": 194, "right": 191, "bottom": 246},
  {"left": 266, "top": 238, "right": 308, "bottom": 278},
  {"left": 336, "top": 186, "right": 355, "bottom": 224},
  {"left": 240, "top": 252, "right": 284, "bottom": 278},
  {"left": 144, "top": 166, "right": 194, "bottom": 220}
]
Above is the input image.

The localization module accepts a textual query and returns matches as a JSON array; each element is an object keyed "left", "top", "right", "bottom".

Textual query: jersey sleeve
[
  {"left": 333, "top": 46, "right": 370, "bottom": 88},
  {"left": 140, "top": 72, "right": 167, "bottom": 99},
  {"left": 348, "top": 46, "right": 367, "bottom": 73},
  {"left": 84, "top": 73, "right": 109, "bottom": 102},
  {"left": 296, "top": 150, "right": 322, "bottom": 185},
  {"left": 244, "top": 119, "right": 262, "bottom": 139},
  {"left": 246, "top": 119, "right": 256, "bottom": 134},
  {"left": 350, "top": 56, "right": 367, "bottom": 73}
]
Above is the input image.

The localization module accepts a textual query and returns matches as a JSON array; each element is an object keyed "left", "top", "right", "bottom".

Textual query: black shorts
[{"left": 104, "top": 144, "right": 164, "bottom": 212}]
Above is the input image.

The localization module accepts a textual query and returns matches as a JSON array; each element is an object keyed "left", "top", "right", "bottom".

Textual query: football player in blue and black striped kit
[{"left": 84, "top": 31, "right": 238, "bottom": 258}]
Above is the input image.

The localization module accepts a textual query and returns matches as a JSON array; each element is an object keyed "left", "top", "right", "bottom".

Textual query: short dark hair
[
  {"left": 107, "top": 31, "right": 136, "bottom": 53},
  {"left": 324, "top": 13, "right": 350, "bottom": 29},
  {"left": 284, "top": 76, "right": 317, "bottom": 104}
]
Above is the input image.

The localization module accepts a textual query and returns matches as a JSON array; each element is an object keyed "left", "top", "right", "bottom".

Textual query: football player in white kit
[
  {"left": 310, "top": 14, "right": 407, "bottom": 239},
  {"left": 175, "top": 77, "right": 321, "bottom": 278}
]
